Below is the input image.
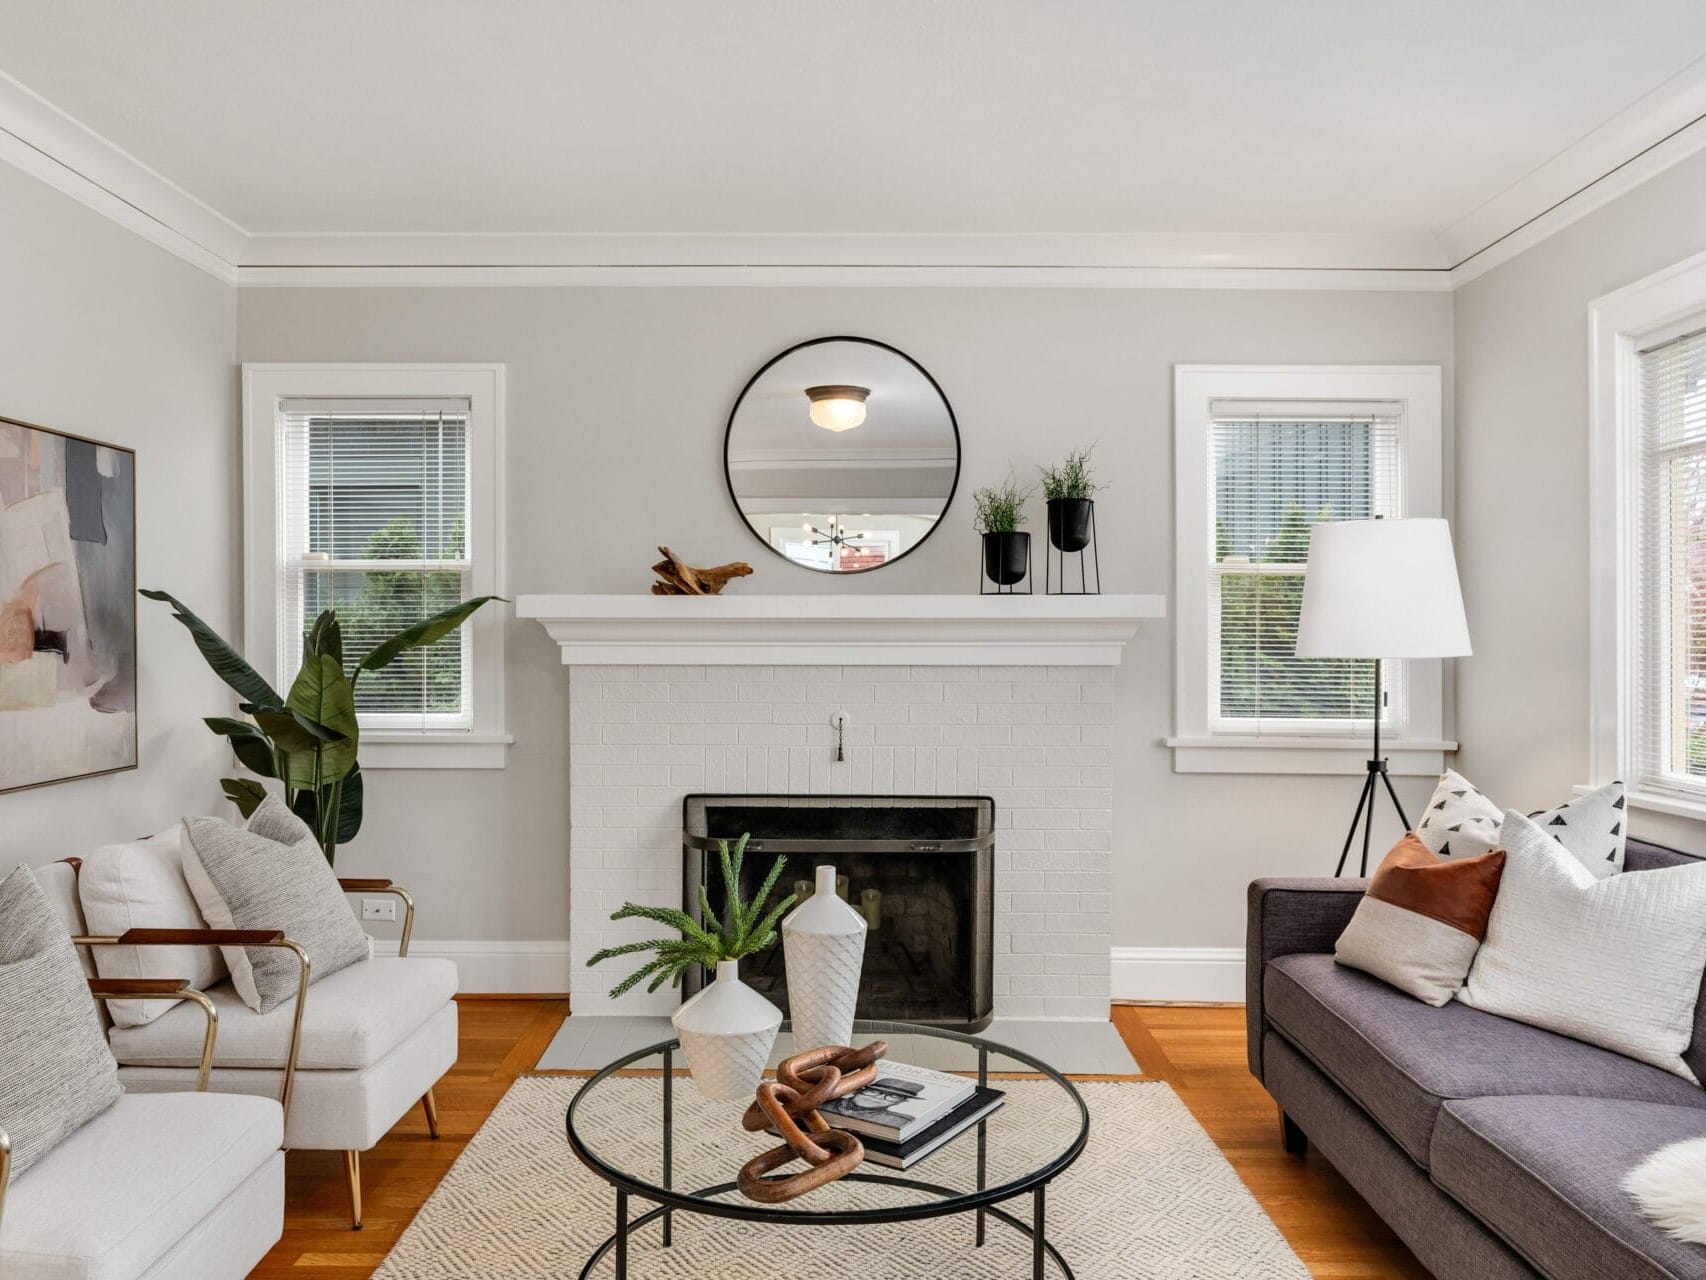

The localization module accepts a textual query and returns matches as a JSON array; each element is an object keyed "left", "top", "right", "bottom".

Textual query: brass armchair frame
[{"left": 72, "top": 930, "right": 311, "bottom": 1126}]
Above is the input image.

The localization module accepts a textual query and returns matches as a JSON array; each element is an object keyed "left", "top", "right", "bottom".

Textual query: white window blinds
[
  {"left": 279, "top": 398, "right": 472, "bottom": 727},
  {"left": 1633, "top": 324, "right": 1706, "bottom": 796},
  {"left": 1209, "top": 403, "right": 1403, "bottom": 730}
]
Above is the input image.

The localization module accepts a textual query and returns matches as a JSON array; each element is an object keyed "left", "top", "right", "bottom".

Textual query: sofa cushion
[
  {"left": 0, "top": 867, "right": 122, "bottom": 1177},
  {"left": 0, "top": 1090, "right": 281, "bottom": 1280},
  {"left": 1266, "top": 952, "right": 1706, "bottom": 1167},
  {"left": 1432, "top": 1095, "right": 1706, "bottom": 1280},
  {"left": 78, "top": 826, "right": 227, "bottom": 1027},
  {"left": 107, "top": 956, "right": 457, "bottom": 1071}
]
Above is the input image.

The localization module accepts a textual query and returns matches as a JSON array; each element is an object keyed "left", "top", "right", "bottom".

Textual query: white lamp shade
[{"left": 1295, "top": 518, "right": 1471, "bottom": 659}]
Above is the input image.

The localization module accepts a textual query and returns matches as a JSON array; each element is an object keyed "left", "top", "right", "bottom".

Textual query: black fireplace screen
[{"left": 681, "top": 795, "right": 995, "bottom": 1031}]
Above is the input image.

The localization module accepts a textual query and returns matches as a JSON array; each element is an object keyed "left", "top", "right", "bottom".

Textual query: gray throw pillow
[
  {"left": 0, "top": 866, "right": 122, "bottom": 1175},
  {"left": 182, "top": 796, "right": 369, "bottom": 1013}
]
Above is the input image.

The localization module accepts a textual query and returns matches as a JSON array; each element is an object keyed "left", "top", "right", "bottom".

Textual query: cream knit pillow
[{"left": 1458, "top": 810, "right": 1706, "bottom": 1081}]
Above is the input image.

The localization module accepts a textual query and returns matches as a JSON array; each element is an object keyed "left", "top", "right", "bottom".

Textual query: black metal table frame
[{"left": 565, "top": 1022, "right": 1090, "bottom": 1278}]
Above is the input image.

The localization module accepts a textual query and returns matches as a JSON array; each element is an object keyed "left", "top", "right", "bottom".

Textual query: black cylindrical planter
[
  {"left": 982, "top": 531, "right": 1030, "bottom": 587},
  {"left": 1047, "top": 498, "right": 1094, "bottom": 553}
]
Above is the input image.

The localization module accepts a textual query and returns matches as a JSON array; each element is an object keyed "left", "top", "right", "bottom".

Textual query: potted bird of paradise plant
[{"left": 142, "top": 589, "right": 500, "bottom": 864}]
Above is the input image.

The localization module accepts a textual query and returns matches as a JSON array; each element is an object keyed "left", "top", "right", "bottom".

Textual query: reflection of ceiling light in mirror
[{"left": 805, "top": 384, "right": 869, "bottom": 431}]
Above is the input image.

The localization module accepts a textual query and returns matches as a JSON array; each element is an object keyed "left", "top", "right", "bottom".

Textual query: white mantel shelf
[{"left": 516, "top": 594, "right": 1165, "bottom": 666}]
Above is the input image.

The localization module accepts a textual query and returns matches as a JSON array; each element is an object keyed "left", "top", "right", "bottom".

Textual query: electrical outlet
[{"left": 361, "top": 898, "right": 397, "bottom": 922}]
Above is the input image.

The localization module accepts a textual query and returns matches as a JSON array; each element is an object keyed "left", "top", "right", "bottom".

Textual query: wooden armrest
[
  {"left": 116, "top": 928, "right": 286, "bottom": 946},
  {"left": 88, "top": 977, "right": 195, "bottom": 996},
  {"left": 337, "top": 878, "right": 393, "bottom": 891}
]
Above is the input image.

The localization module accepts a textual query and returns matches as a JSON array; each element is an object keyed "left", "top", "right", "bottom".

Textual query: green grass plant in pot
[
  {"left": 973, "top": 472, "right": 1034, "bottom": 588},
  {"left": 142, "top": 589, "right": 500, "bottom": 863},
  {"left": 588, "top": 834, "right": 794, "bottom": 1098},
  {"left": 1039, "top": 445, "right": 1106, "bottom": 554}
]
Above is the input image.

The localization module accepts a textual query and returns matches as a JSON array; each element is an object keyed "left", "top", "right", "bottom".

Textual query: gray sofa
[{"left": 1248, "top": 836, "right": 1706, "bottom": 1280}]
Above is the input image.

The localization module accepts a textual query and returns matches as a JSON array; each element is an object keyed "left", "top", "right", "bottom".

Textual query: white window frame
[
  {"left": 1589, "top": 248, "right": 1706, "bottom": 819},
  {"left": 242, "top": 363, "right": 509, "bottom": 769},
  {"left": 1169, "top": 364, "right": 1451, "bottom": 775}
]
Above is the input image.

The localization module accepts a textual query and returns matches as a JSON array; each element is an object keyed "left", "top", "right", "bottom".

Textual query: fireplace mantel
[{"left": 515, "top": 593, "right": 1164, "bottom": 666}]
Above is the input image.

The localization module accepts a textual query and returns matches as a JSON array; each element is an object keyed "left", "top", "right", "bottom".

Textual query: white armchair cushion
[
  {"left": 107, "top": 957, "right": 457, "bottom": 1071},
  {"left": 77, "top": 827, "right": 227, "bottom": 1027},
  {"left": 0, "top": 1091, "right": 281, "bottom": 1280}
]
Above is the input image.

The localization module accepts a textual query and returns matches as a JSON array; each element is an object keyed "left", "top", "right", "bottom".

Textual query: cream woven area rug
[{"left": 375, "top": 1076, "right": 1307, "bottom": 1279}]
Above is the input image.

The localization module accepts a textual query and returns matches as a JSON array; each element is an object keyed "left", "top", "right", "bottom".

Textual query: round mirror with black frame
[{"left": 724, "top": 336, "right": 960, "bottom": 574}]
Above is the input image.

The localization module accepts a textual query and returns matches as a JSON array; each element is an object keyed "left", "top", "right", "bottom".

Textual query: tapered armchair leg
[
  {"left": 421, "top": 1088, "right": 441, "bottom": 1139},
  {"left": 1280, "top": 1111, "right": 1308, "bottom": 1156},
  {"left": 344, "top": 1150, "right": 363, "bottom": 1230}
]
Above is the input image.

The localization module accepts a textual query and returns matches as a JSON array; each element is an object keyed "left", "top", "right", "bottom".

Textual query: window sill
[
  {"left": 362, "top": 732, "right": 513, "bottom": 770},
  {"left": 1166, "top": 735, "right": 1455, "bottom": 776},
  {"left": 1574, "top": 784, "right": 1706, "bottom": 824}
]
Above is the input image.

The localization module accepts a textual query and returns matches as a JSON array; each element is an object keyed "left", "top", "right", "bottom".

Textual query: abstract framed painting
[{"left": 0, "top": 415, "right": 137, "bottom": 793}]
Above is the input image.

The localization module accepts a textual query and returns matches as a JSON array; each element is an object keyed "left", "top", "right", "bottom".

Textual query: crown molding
[
  {"left": 0, "top": 71, "right": 245, "bottom": 282},
  {"left": 234, "top": 261, "right": 1454, "bottom": 290},
  {"left": 1446, "top": 55, "right": 1706, "bottom": 287},
  {"left": 3, "top": 57, "right": 1705, "bottom": 292}
]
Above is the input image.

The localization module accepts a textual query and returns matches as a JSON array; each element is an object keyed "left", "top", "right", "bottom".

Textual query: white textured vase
[
  {"left": 783, "top": 864, "right": 868, "bottom": 1051},
  {"left": 671, "top": 959, "right": 782, "bottom": 1100}
]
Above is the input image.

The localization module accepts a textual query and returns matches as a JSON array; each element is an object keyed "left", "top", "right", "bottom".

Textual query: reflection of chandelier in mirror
[
  {"left": 805, "top": 384, "right": 869, "bottom": 432},
  {"left": 802, "top": 515, "right": 872, "bottom": 567}
]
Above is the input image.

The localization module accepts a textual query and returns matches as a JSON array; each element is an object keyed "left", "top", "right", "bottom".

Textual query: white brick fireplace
[{"left": 518, "top": 595, "right": 1163, "bottom": 1020}]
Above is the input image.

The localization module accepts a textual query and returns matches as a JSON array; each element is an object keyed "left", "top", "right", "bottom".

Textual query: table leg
[
  {"left": 1032, "top": 1184, "right": 1046, "bottom": 1280},
  {"left": 615, "top": 1190, "right": 628, "bottom": 1279},
  {"left": 662, "top": 1045, "right": 674, "bottom": 1247},
  {"left": 975, "top": 1043, "right": 988, "bottom": 1246}
]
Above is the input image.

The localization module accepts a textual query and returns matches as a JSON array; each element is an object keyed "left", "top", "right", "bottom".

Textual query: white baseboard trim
[
  {"left": 1110, "top": 946, "right": 1246, "bottom": 1003},
  {"left": 371, "top": 939, "right": 572, "bottom": 994}
]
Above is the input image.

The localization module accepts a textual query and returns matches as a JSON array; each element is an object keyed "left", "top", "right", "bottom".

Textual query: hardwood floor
[{"left": 254, "top": 998, "right": 1426, "bottom": 1278}]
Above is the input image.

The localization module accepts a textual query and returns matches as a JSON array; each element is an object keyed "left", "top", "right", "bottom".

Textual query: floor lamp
[{"left": 1295, "top": 518, "right": 1471, "bottom": 877}]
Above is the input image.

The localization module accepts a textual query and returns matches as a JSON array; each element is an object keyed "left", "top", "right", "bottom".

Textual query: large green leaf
[
  {"left": 336, "top": 766, "right": 364, "bottom": 845},
  {"left": 356, "top": 596, "right": 504, "bottom": 674},
  {"left": 287, "top": 653, "right": 359, "bottom": 781},
  {"left": 204, "top": 716, "right": 278, "bottom": 778},
  {"left": 252, "top": 707, "right": 345, "bottom": 753},
  {"left": 304, "top": 610, "right": 343, "bottom": 665},
  {"left": 141, "top": 589, "right": 283, "bottom": 709},
  {"left": 220, "top": 777, "right": 269, "bottom": 819}
]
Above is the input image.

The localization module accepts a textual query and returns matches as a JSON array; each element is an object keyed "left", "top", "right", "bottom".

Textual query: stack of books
[{"left": 813, "top": 1060, "right": 1005, "bottom": 1169}]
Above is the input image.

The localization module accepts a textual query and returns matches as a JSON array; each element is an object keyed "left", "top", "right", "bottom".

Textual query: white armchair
[
  {"left": 41, "top": 861, "right": 457, "bottom": 1230},
  {"left": 0, "top": 956, "right": 284, "bottom": 1280}
]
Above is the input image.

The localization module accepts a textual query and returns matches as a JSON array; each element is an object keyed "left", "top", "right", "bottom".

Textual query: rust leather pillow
[{"left": 1334, "top": 833, "right": 1506, "bottom": 1006}]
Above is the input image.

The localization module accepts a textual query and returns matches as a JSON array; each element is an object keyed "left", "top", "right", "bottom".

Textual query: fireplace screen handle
[{"left": 911, "top": 842, "right": 943, "bottom": 852}]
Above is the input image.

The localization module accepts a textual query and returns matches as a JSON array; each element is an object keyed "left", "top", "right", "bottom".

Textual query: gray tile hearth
[{"left": 533, "top": 1016, "right": 1139, "bottom": 1075}]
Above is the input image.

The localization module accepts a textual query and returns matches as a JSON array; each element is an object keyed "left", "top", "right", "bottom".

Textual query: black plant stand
[{"left": 1045, "top": 500, "right": 1099, "bottom": 595}]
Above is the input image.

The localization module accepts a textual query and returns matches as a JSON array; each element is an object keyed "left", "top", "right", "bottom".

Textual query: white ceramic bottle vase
[
  {"left": 782, "top": 864, "right": 869, "bottom": 1052},
  {"left": 671, "top": 959, "right": 782, "bottom": 1100}
]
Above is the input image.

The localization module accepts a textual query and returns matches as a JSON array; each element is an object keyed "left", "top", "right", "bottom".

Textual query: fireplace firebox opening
[{"left": 681, "top": 794, "right": 995, "bottom": 1031}]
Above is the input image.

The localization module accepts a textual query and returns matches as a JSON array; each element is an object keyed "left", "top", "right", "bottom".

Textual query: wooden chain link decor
[{"left": 736, "top": 1041, "right": 889, "bottom": 1203}]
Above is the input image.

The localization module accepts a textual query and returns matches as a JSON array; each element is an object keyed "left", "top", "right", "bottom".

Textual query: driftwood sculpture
[
  {"left": 736, "top": 1041, "right": 887, "bottom": 1203},
  {"left": 651, "top": 546, "right": 753, "bottom": 595}
]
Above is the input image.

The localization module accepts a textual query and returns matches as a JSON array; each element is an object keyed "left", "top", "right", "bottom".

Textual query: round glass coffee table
[{"left": 565, "top": 1020, "right": 1088, "bottom": 1278}]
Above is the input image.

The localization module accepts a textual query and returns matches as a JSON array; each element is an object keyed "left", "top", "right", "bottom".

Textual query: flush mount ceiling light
[{"left": 805, "top": 384, "right": 870, "bottom": 432}]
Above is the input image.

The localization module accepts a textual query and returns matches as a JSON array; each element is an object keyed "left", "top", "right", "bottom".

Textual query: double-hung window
[
  {"left": 243, "top": 365, "right": 508, "bottom": 769},
  {"left": 1172, "top": 366, "right": 1447, "bottom": 774},
  {"left": 1591, "top": 254, "right": 1706, "bottom": 816}
]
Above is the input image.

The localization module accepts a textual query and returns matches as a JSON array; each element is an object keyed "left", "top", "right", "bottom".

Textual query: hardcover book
[{"left": 816, "top": 1060, "right": 977, "bottom": 1141}]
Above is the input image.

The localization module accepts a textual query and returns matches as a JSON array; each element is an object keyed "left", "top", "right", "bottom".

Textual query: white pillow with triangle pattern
[{"left": 1414, "top": 769, "right": 1626, "bottom": 879}]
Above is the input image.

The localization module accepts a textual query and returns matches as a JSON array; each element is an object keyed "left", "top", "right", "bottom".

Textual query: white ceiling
[{"left": 2, "top": 1, "right": 1705, "bottom": 276}]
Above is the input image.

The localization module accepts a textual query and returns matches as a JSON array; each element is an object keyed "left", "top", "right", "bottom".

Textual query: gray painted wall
[
  {"left": 237, "top": 285, "right": 1453, "bottom": 954},
  {"left": 0, "top": 164, "right": 238, "bottom": 873},
  {"left": 1455, "top": 146, "right": 1706, "bottom": 853}
]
